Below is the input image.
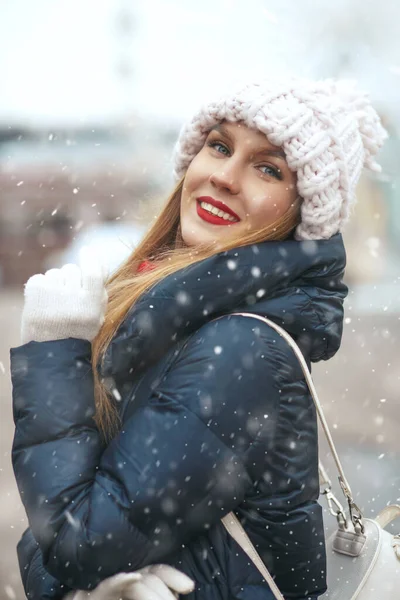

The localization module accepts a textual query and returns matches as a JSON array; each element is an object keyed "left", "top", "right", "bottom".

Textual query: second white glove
[
  {"left": 21, "top": 248, "right": 108, "bottom": 345},
  {"left": 65, "top": 564, "right": 195, "bottom": 600},
  {"left": 125, "top": 564, "right": 195, "bottom": 599}
]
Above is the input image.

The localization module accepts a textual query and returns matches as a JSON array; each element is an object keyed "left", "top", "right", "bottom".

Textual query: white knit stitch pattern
[{"left": 172, "top": 77, "right": 388, "bottom": 240}]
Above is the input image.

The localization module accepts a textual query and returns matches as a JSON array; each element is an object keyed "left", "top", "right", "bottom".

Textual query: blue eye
[
  {"left": 207, "top": 139, "right": 283, "bottom": 180},
  {"left": 259, "top": 164, "right": 282, "bottom": 180},
  {"left": 207, "top": 141, "right": 230, "bottom": 156}
]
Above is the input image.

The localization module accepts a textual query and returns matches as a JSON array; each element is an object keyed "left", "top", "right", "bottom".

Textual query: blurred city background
[{"left": 0, "top": 1, "right": 399, "bottom": 598}]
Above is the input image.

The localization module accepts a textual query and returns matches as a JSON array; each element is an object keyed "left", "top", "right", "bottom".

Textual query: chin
[
  {"left": 181, "top": 226, "right": 233, "bottom": 249},
  {"left": 181, "top": 226, "right": 206, "bottom": 247},
  {"left": 180, "top": 220, "right": 206, "bottom": 247},
  {"left": 181, "top": 211, "right": 238, "bottom": 248}
]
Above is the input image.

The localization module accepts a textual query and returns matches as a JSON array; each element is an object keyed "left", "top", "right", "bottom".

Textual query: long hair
[{"left": 92, "top": 177, "right": 302, "bottom": 440}]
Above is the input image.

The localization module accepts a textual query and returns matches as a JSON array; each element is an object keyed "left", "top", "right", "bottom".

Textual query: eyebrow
[
  {"left": 254, "top": 147, "right": 286, "bottom": 160},
  {"left": 209, "top": 124, "right": 286, "bottom": 161}
]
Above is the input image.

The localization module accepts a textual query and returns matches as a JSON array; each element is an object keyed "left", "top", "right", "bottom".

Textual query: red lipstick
[{"left": 196, "top": 196, "right": 240, "bottom": 226}]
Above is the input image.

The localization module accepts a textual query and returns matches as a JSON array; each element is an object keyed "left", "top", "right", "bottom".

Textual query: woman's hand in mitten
[
  {"left": 63, "top": 573, "right": 142, "bottom": 600},
  {"left": 125, "top": 564, "right": 195, "bottom": 599},
  {"left": 21, "top": 247, "right": 108, "bottom": 344},
  {"left": 64, "top": 565, "right": 195, "bottom": 600}
]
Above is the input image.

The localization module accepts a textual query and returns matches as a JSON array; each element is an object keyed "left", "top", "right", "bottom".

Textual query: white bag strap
[
  {"left": 219, "top": 312, "right": 365, "bottom": 598},
  {"left": 229, "top": 313, "right": 350, "bottom": 491},
  {"left": 222, "top": 511, "right": 285, "bottom": 600},
  {"left": 227, "top": 312, "right": 363, "bottom": 530},
  {"left": 375, "top": 504, "right": 400, "bottom": 529}
]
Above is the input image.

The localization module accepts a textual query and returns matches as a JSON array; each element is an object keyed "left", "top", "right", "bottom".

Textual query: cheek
[
  {"left": 182, "top": 152, "right": 213, "bottom": 194},
  {"left": 183, "top": 158, "right": 200, "bottom": 188},
  {"left": 245, "top": 185, "right": 296, "bottom": 221},
  {"left": 181, "top": 158, "right": 207, "bottom": 216}
]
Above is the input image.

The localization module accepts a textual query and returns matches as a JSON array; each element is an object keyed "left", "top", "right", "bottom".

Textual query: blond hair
[{"left": 92, "top": 178, "right": 301, "bottom": 440}]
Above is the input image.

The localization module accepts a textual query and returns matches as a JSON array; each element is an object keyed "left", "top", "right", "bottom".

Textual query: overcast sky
[{"left": 0, "top": 0, "right": 399, "bottom": 127}]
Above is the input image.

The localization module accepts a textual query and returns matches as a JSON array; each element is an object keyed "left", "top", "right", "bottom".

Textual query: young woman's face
[{"left": 180, "top": 121, "right": 298, "bottom": 247}]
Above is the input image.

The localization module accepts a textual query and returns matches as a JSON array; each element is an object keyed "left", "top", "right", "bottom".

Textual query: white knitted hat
[{"left": 172, "top": 77, "right": 388, "bottom": 240}]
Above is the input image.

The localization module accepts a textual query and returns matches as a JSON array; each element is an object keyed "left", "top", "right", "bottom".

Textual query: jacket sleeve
[
  {"left": 11, "top": 317, "right": 294, "bottom": 591},
  {"left": 17, "top": 528, "right": 71, "bottom": 600}
]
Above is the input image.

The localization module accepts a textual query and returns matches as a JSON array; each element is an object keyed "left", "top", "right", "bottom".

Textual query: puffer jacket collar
[{"left": 101, "top": 234, "right": 347, "bottom": 382}]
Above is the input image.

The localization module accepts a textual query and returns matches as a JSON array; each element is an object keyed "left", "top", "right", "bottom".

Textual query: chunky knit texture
[{"left": 173, "top": 77, "right": 388, "bottom": 240}]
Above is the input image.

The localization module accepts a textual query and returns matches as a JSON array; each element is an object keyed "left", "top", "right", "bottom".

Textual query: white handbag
[{"left": 221, "top": 313, "right": 400, "bottom": 600}]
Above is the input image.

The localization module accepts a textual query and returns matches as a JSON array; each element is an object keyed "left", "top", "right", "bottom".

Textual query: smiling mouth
[
  {"left": 196, "top": 196, "right": 241, "bottom": 226},
  {"left": 196, "top": 200, "right": 241, "bottom": 225}
]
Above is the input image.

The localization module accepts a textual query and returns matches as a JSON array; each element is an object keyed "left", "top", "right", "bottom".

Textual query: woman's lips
[{"left": 196, "top": 197, "right": 240, "bottom": 226}]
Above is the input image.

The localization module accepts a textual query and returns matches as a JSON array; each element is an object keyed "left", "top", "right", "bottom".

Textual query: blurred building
[
  {"left": 0, "top": 122, "right": 177, "bottom": 286},
  {"left": 344, "top": 118, "right": 400, "bottom": 284}
]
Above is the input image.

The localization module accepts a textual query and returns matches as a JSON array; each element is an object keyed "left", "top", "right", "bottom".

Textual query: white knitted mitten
[
  {"left": 21, "top": 248, "right": 108, "bottom": 344},
  {"left": 64, "top": 565, "right": 195, "bottom": 600}
]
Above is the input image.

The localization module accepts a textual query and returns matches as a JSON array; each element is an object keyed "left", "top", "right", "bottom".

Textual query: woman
[{"left": 11, "top": 77, "right": 387, "bottom": 600}]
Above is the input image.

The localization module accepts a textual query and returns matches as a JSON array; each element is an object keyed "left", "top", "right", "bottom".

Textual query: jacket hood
[{"left": 101, "top": 234, "right": 347, "bottom": 381}]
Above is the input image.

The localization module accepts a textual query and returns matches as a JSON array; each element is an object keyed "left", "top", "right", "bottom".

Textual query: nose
[{"left": 209, "top": 159, "right": 241, "bottom": 195}]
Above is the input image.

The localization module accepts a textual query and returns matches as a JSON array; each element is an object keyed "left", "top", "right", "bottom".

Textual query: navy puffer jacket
[{"left": 11, "top": 235, "right": 347, "bottom": 600}]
